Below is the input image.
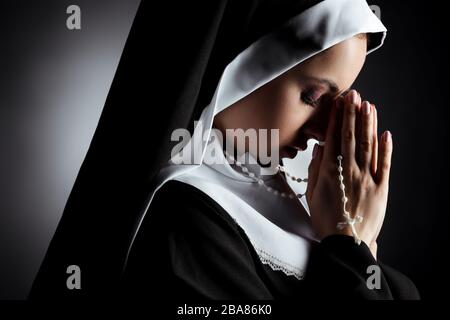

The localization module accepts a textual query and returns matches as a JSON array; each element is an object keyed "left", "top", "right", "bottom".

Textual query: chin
[{"left": 281, "top": 146, "right": 298, "bottom": 159}]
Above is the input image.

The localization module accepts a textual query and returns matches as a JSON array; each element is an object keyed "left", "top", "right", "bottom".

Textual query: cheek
[
  {"left": 248, "top": 81, "right": 312, "bottom": 149},
  {"left": 270, "top": 95, "right": 312, "bottom": 147},
  {"left": 304, "top": 101, "right": 333, "bottom": 138}
]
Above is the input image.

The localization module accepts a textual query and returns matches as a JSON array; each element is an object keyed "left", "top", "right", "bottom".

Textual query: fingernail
[
  {"left": 384, "top": 131, "right": 391, "bottom": 142},
  {"left": 312, "top": 144, "right": 319, "bottom": 159},
  {"left": 347, "top": 90, "right": 358, "bottom": 105},
  {"left": 363, "top": 101, "right": 371, "bottom": 115}
]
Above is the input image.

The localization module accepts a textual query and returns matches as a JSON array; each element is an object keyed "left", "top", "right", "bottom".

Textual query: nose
[
  {"left": 301, "top": 124, "right": 326, "bottom": 143},
  {"left": 301, "top": 98, "right": 336, "bottom": 143}
]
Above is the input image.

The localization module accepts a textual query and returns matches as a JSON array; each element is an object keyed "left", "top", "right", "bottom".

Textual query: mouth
[
  {"left": 293, "top": 141, "right": 308, "bottom": 151},
  {"left": 283, "top": 142, "right": 307, "bottom": 159},
  {"left": 284, "top": 146, "right": 299, "bottom": 159},
  {"left": 288, "top": 139, "right": 308, "bottom": 153},
  {"left": 288, "top": 129, "right": 326, "bottom": 155}
]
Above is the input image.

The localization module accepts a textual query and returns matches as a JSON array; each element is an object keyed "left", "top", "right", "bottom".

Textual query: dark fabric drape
[{"left": 29, "top": 0, "right": 323, "bottom": 298}]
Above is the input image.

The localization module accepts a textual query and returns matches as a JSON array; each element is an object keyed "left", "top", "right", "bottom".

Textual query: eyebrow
[{"left": 303, "top": 75, "right": 349, "bottom": 96}]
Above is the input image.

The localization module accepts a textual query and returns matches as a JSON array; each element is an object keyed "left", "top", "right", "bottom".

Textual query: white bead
[
  {"left": 223, "top": 147, "right": 309, "bottom": 203},
  {"left": 342, "top": 196, "right": 348, "bottom": 203},
  {"left": 340, "top": 184, "right": 345, "bottom": 190},
  {"left": 223, "top": 150, "right": 308, "bottom": 203},
  {"left": 337, "top": 155, "right": 343, "bottom": 161},
  {"left": 338, "top": 175, "right": 344, "bottom": 181},
  {"left": 338, "top": 166, "right": 343, "bottom": 173}
]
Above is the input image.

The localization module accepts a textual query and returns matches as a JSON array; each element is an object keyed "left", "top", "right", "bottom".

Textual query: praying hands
[{"left": 306, "top": 89, "right": 393, "bottom": 259}]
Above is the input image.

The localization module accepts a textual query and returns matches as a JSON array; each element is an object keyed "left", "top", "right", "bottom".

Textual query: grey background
[
  {"left": 0, "top": 0, "right": 140, "bottom": 299},
  {"left": 0, "top": 1, "right": 448, "bottom": 299}
]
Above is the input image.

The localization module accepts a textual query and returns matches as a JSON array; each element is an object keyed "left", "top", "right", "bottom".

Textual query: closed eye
[{"left": 301, "top": 92, "right": 319, "bottom": 107}]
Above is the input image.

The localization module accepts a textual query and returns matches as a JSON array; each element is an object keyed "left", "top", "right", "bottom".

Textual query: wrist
[{"left": 323, "top": 227, "right": 374, "bottom": 252}]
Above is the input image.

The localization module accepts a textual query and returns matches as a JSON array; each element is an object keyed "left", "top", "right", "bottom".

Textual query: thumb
[{"left": 306, "top": 143, "right": 323, "bottom": 204}]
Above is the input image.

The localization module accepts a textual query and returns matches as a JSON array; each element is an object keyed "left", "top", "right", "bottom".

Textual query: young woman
[
  {"left": 30, "top": 0, "right": 419, "bottom": 300},
  {"left": 121, "top": 0, "right": 420, "bottom": 299}
]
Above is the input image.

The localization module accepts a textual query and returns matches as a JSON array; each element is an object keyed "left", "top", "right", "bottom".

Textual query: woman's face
[{"left": 213, "top": 34, "right": 368, "bottom": 160}]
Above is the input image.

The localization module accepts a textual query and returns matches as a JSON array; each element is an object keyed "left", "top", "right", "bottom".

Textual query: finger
[
  {"left": 323, "top": 96, "right": 342, "bottom": 163},
  {"left": 371, "top": 105, "right": 378, "bottom": 176},
  {"left": 358, "top": 101, "right": 373, "bottom": 170},
  {"left": 306, "top": 143, "right": 324, "bottom": 204},
  {"left": 376, "top": 131, "right": 393, "bottom": 185},
  {"left": 355, "top": 98, "right": 362, "bottom": 165},
  {"left": 341, "top": 90, "right": 360, "bottom": 169}
]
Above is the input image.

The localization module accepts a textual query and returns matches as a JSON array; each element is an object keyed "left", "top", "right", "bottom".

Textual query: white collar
[{"left": 173, "top": 130, "right": 315, "bottom": 279}]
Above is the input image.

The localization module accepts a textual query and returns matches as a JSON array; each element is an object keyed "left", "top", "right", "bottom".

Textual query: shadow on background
[{"left": 0, "top": 0, "right": 140, "bottom": 299}]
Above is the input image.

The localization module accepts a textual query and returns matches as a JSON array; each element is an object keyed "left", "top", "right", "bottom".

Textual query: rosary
[
  {"left": 224, "top": 149, "right": 363, "bottom": 245},
  {"left": 336, "top": 155, "right": 363, "bottom": 245}
]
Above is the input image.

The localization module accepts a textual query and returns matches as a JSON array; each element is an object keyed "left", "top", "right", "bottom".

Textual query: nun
[
  {"left": 121, "top": 0, "right": 419, "bottom": 299},
  {"left": 30, "top": 0, "right": 420, "bottom": 300}
]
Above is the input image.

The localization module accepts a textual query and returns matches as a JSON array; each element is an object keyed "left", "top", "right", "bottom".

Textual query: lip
[
  {"left": 291, "top": 140, "right": 308, "bottom": 152},
  {"left": 285, "top": 147, "right": 298, "bottom": 158}
]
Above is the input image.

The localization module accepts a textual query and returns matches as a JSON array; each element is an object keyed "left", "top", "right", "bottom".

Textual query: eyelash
[{"left": 301, "top": 92, "right": 320, "bottom": 107}]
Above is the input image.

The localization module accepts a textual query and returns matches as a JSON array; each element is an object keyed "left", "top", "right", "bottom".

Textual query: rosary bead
[{"left": 224, "top": 151, "right": 308, "bottom": 202}]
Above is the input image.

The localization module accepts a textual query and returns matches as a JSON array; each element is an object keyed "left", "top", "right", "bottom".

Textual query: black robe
[
  {"left": 29, "top": 0, "right": 405, "bottom": 300},
  {"left": 29, "top": 0, "right": 327, "bottom": 299},
  {"left": 121, "top": 180, "right": 420, "bottom": 300}
]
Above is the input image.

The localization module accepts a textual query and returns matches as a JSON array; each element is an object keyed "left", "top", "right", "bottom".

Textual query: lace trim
[
  {"left": 255, "top": 247, "right": 305, "bottom": 280},
  {"left": 229, "top": 214, "right": 306, "bottom": 280}
]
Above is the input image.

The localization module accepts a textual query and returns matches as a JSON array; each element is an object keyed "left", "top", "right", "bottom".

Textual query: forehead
[{"left": 290, "top": 36, "right": 367, "bottom": 94}]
